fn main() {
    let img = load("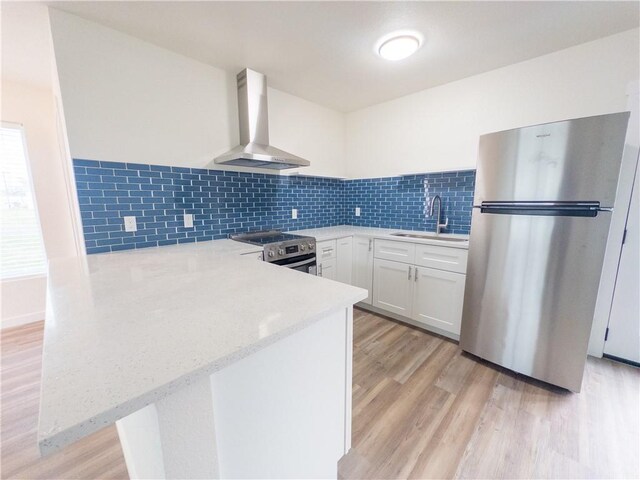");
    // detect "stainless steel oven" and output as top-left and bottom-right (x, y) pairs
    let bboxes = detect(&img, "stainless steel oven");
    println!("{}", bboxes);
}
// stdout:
(231, 230), (317, 275)
(271, 253), (317, 275)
